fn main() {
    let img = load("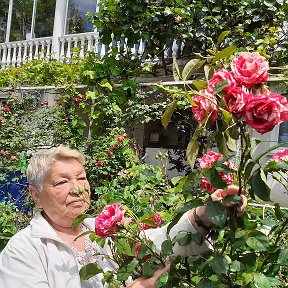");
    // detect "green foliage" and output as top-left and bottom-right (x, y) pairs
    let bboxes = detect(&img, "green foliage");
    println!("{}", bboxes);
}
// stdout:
(0, 201), (30, 251)
(90, 0), (288, 66)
